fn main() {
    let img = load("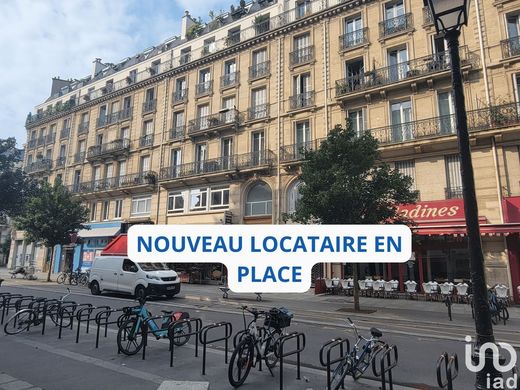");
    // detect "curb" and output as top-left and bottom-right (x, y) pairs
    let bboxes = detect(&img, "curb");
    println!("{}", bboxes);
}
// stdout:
(157, 381), (210, 390)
